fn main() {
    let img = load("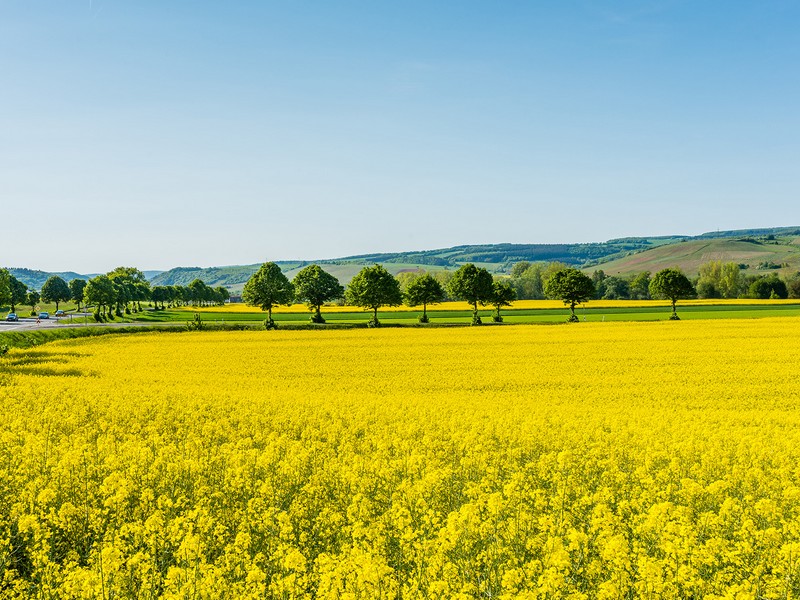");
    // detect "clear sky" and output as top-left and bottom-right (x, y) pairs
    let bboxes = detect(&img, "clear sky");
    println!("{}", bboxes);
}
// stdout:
(2, 1), (799, 273)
